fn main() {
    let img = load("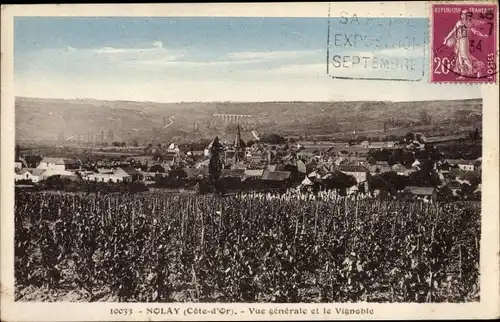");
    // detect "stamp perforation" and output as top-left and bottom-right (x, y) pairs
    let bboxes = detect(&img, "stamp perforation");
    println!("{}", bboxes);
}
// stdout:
(429, 0), (499, 84)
